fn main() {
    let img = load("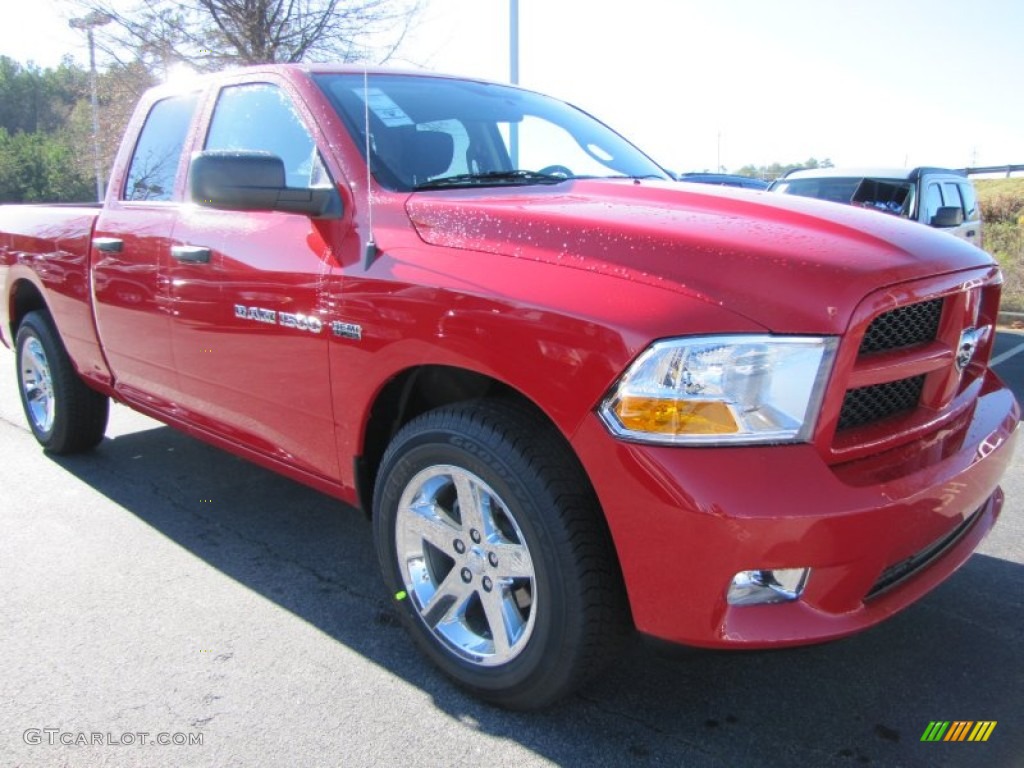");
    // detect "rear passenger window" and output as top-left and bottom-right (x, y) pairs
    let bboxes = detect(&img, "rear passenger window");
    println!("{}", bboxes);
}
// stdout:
(204, 83), (329, 189)
(123, 94), (198, 201)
